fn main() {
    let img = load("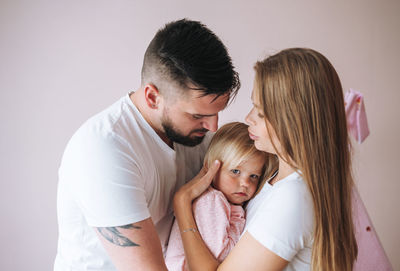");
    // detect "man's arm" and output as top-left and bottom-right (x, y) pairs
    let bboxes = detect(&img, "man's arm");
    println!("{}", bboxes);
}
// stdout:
(94, 217), (168, 271)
